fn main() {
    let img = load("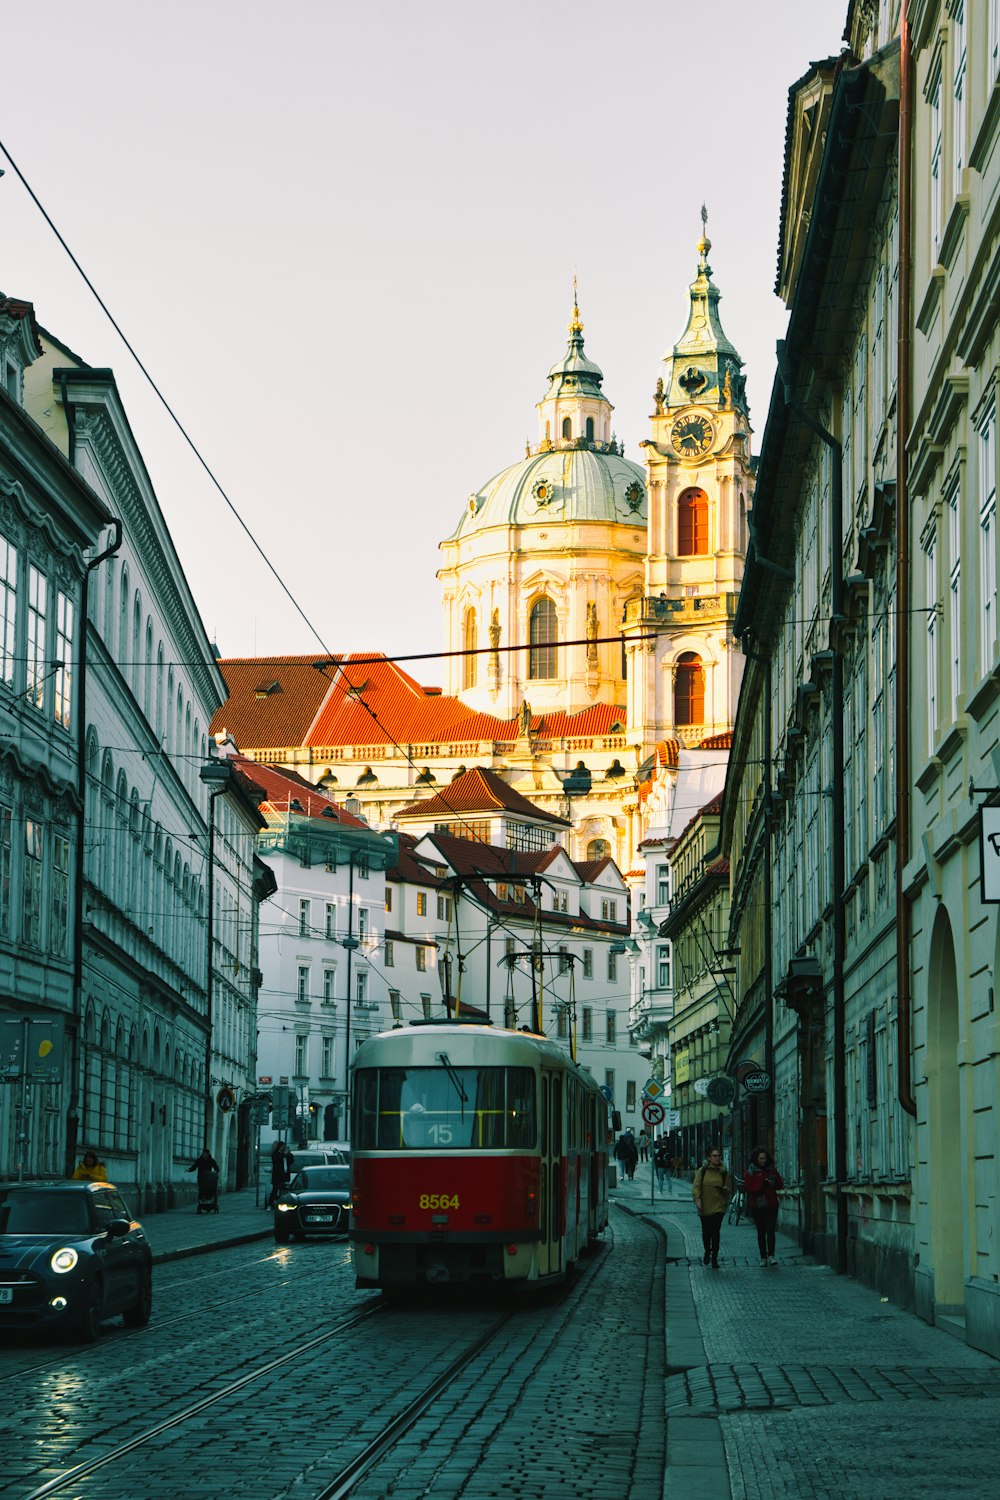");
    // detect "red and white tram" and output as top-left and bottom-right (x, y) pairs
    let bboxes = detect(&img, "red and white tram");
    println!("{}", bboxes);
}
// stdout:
(349, 1019), (610, 1289)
